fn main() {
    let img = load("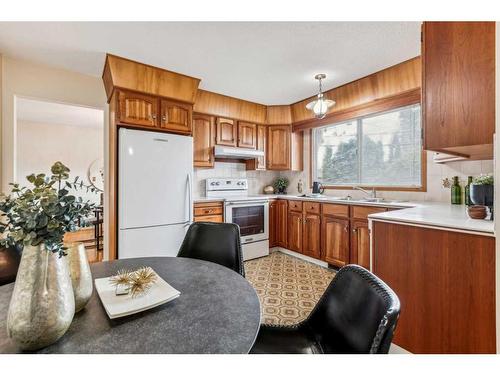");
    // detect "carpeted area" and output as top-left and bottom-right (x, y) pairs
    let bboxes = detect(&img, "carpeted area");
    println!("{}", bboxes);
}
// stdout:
(244, 251), (335, 326)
